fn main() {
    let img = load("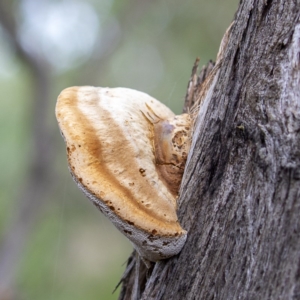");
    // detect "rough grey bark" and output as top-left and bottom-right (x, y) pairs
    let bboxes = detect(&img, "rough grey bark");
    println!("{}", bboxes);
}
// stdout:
(119, 0), (300, 299)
